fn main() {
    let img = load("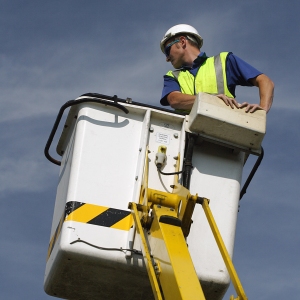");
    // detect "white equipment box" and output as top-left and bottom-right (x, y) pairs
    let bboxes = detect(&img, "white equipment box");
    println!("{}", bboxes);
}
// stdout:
(188, 92), (266, 152)
(44, 93), (266, 300)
